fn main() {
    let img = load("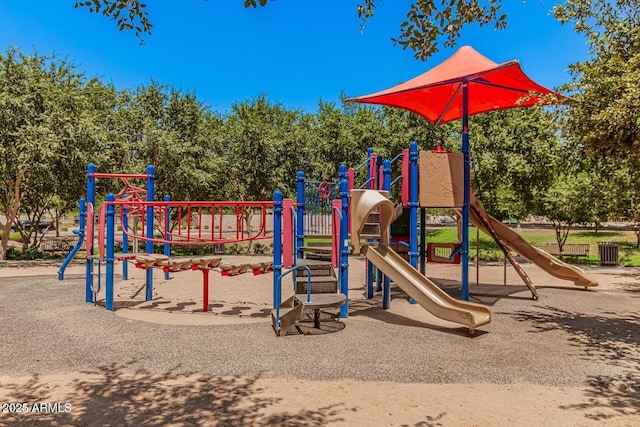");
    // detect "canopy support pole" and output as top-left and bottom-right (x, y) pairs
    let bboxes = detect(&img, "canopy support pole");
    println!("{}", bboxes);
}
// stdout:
(461, 80), (470, 301)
